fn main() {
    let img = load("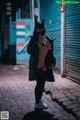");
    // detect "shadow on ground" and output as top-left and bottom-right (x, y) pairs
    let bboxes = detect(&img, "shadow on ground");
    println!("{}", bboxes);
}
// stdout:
(22, 110), (56, 120)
